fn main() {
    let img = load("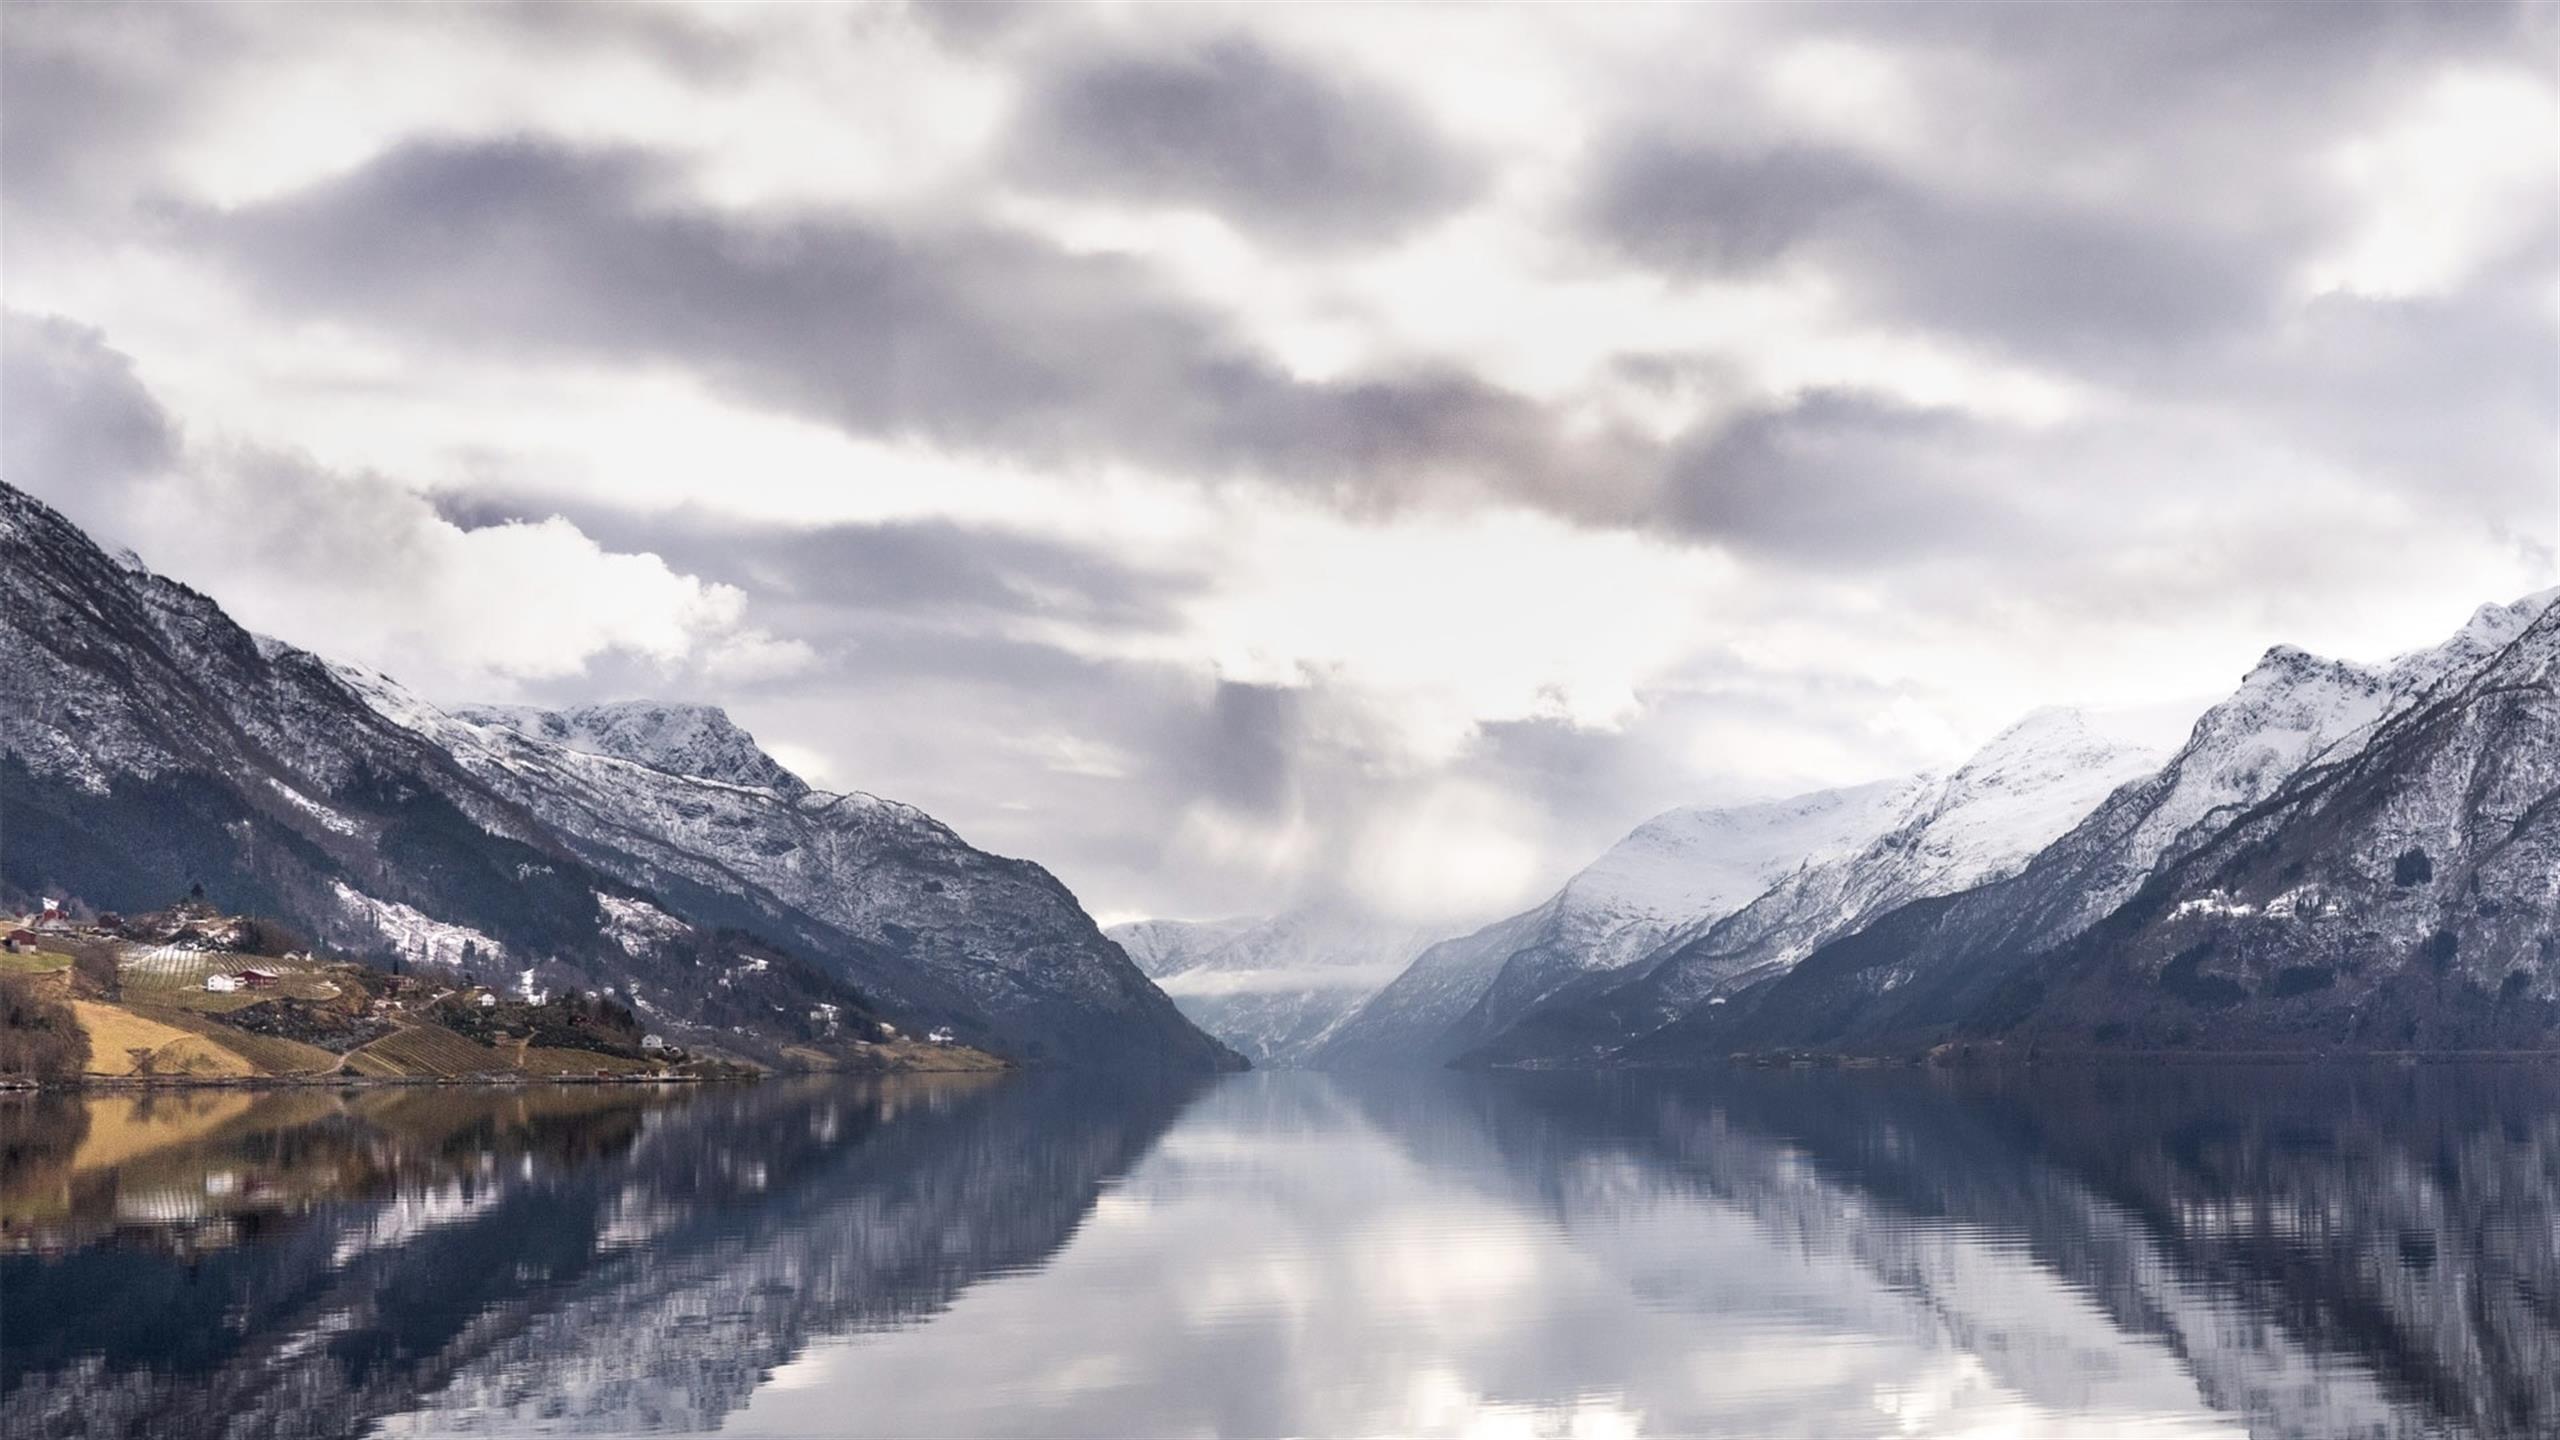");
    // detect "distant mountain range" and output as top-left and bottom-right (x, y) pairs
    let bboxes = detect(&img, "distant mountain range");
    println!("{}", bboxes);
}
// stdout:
(1127, 589), (2557, 1067)
(0, 481), (1239, 1072)
(1107, 907), (1446, 1067)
